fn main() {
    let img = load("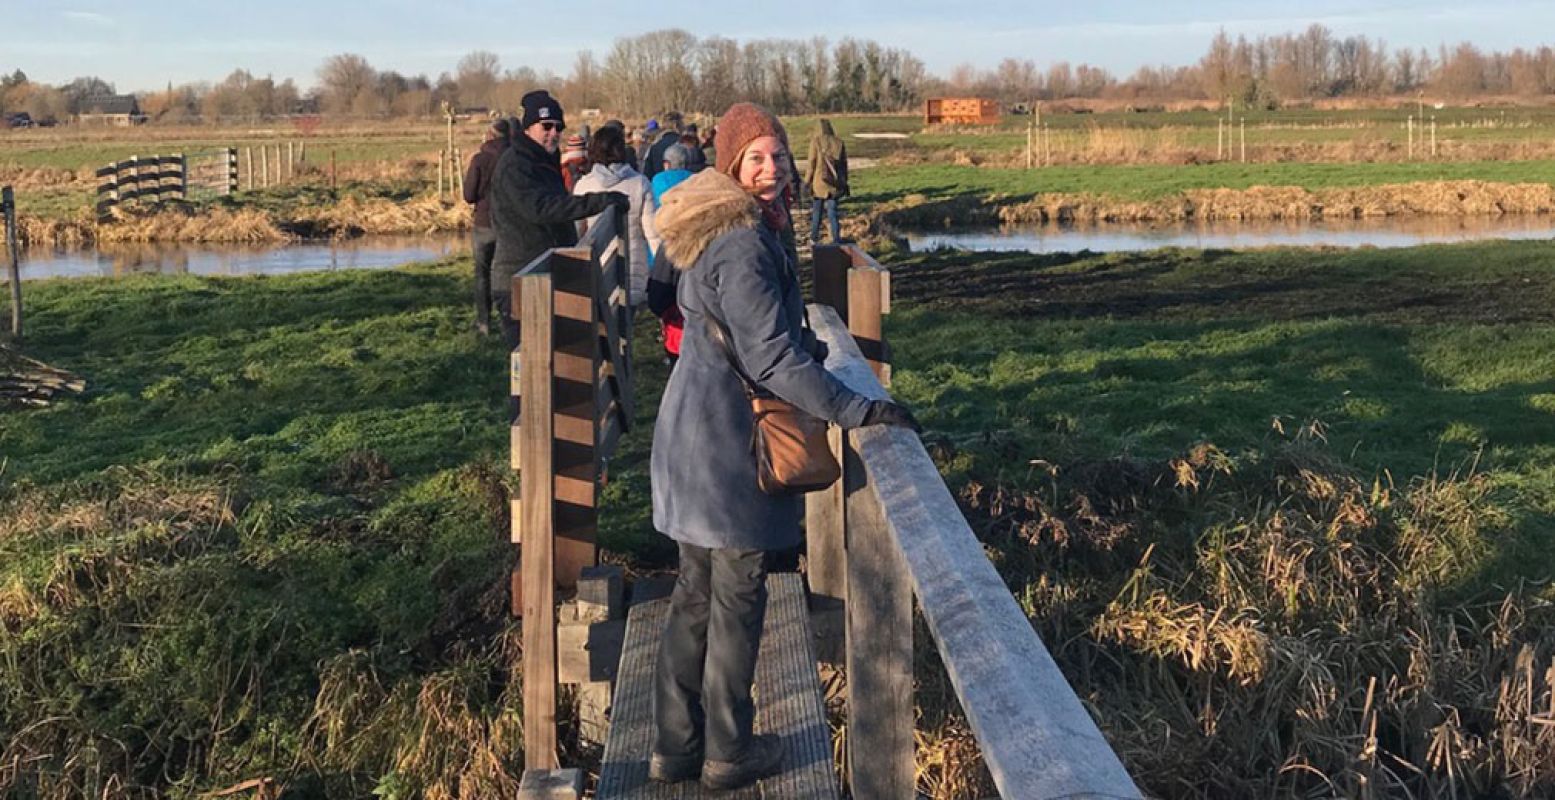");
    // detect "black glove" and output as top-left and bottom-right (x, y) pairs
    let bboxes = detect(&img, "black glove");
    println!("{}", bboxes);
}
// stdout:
(606, 191), (630, 211)
(800, 328), (828, 364)
(861, 400), (921, 433)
